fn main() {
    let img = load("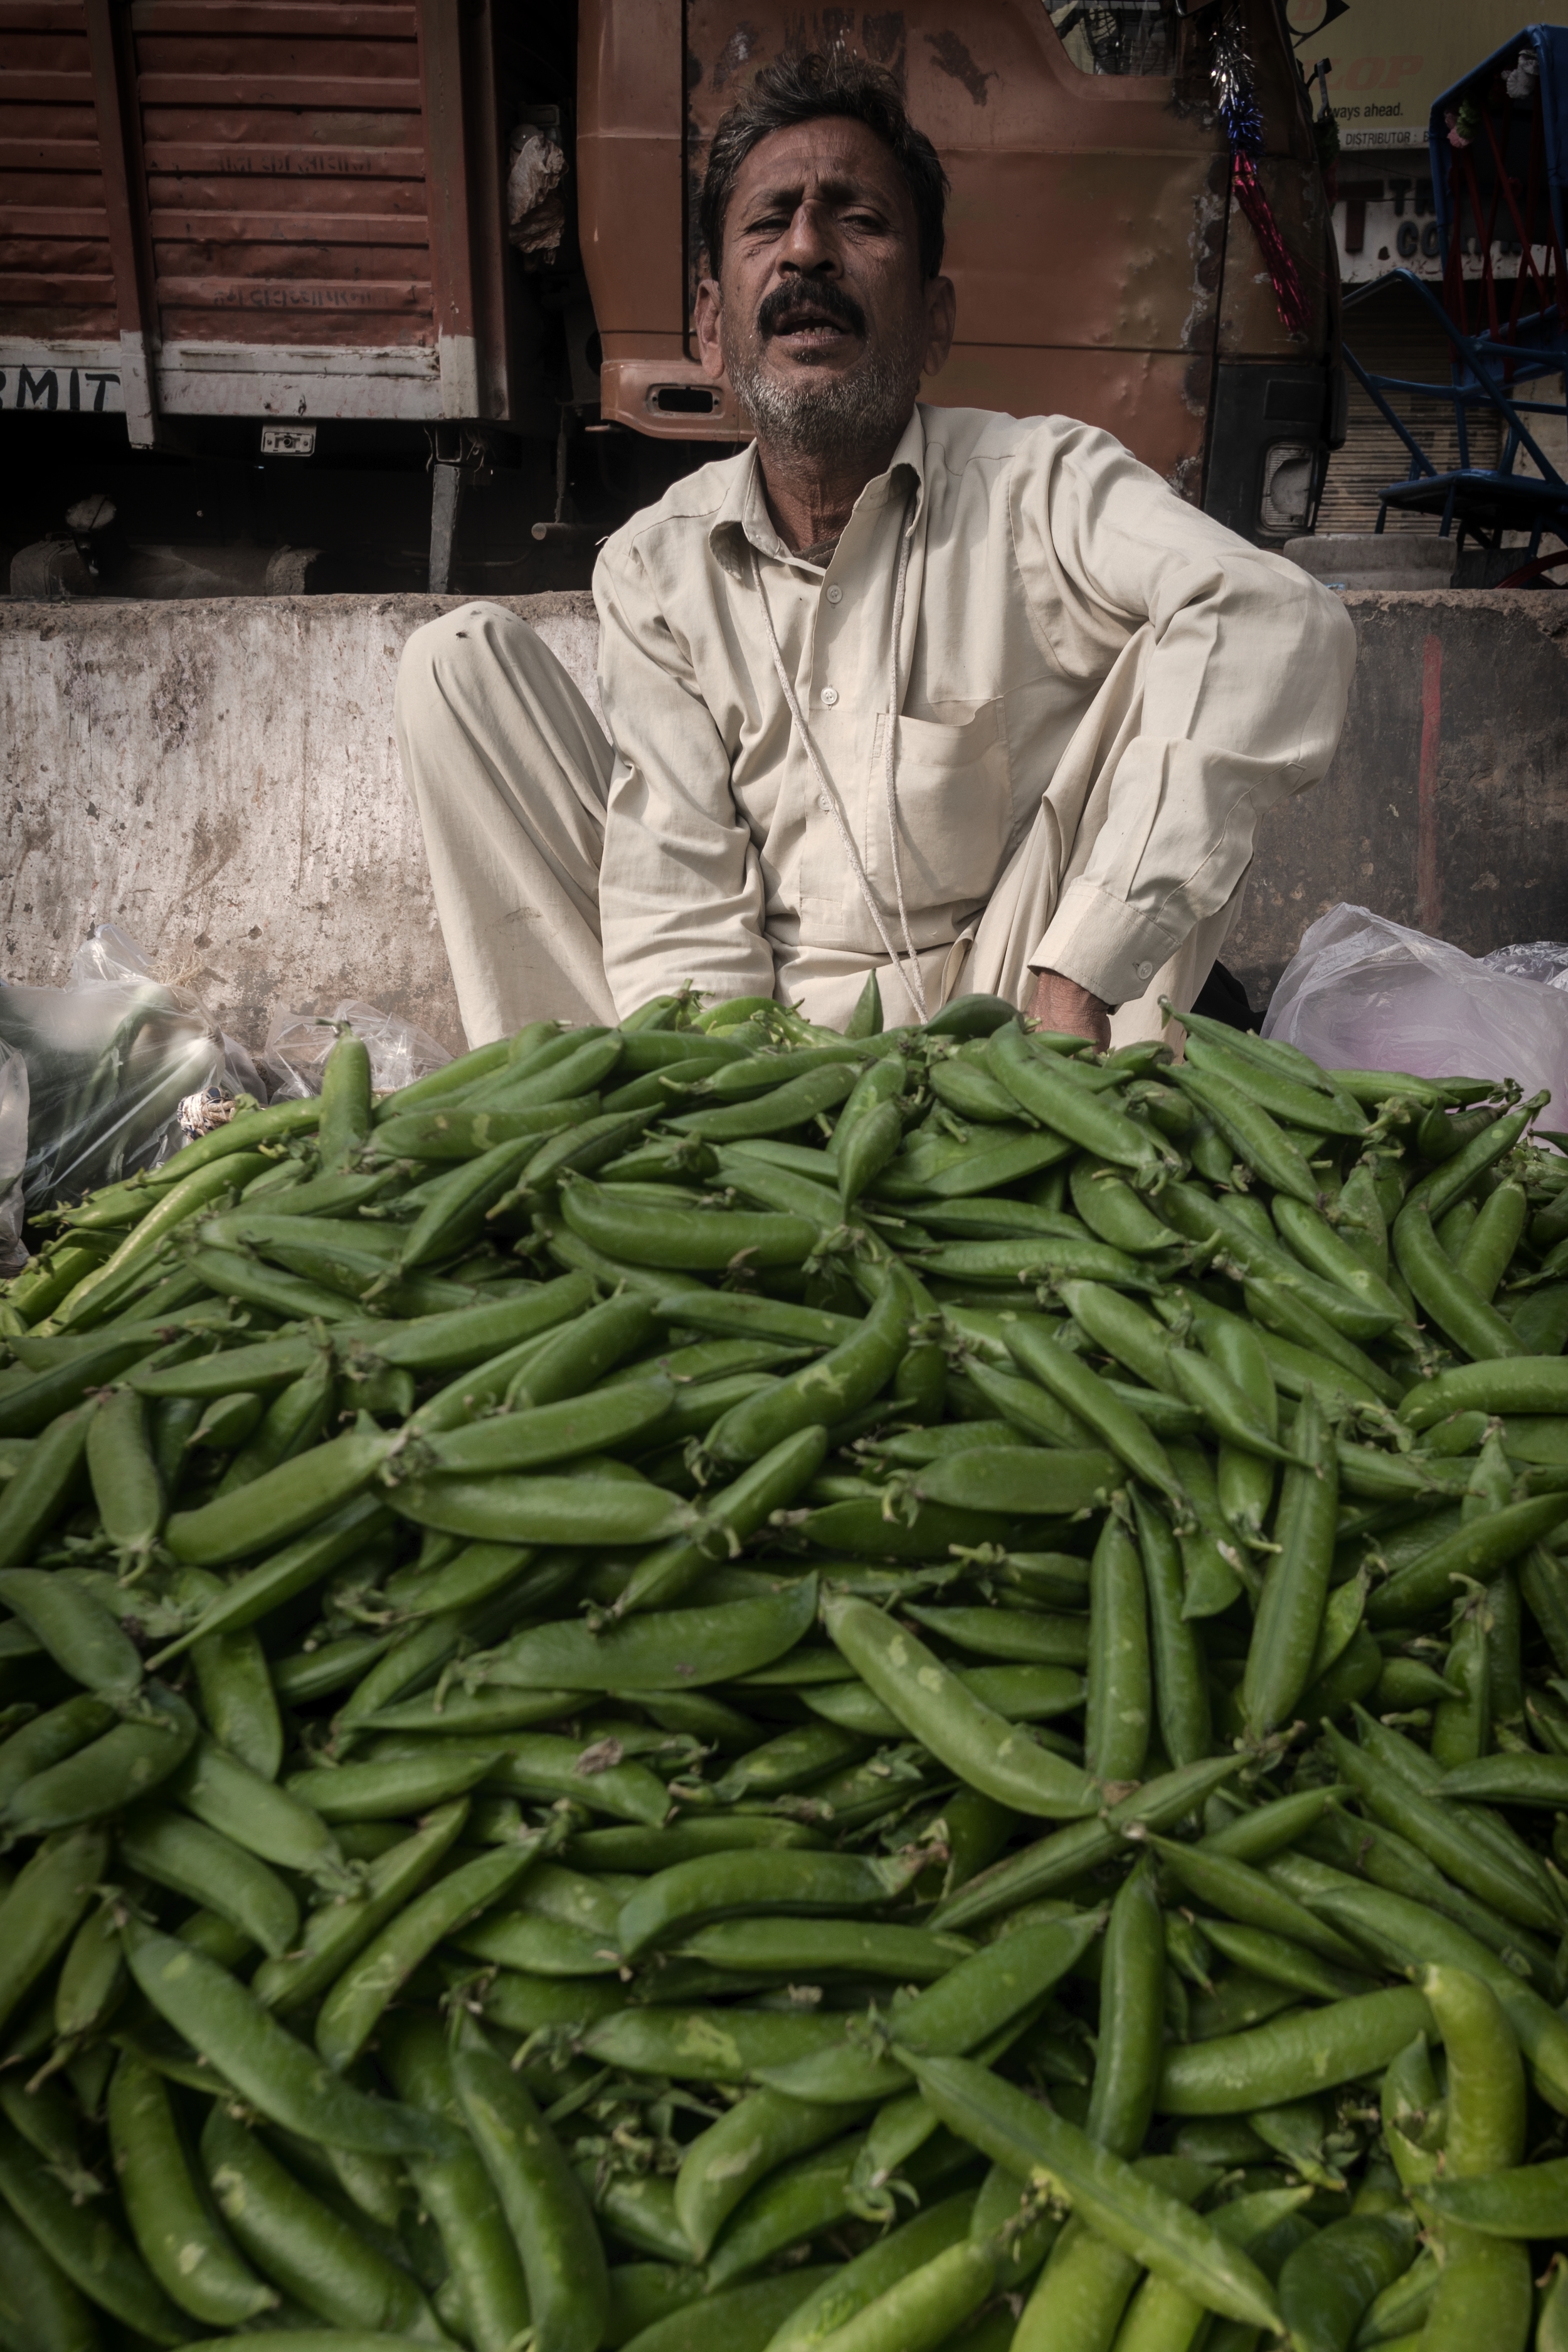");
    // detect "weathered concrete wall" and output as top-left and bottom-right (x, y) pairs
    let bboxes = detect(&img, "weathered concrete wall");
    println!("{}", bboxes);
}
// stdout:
(3, 586), (1565, 1049)
(1226, 590), (1568, 1014)
(0, 593), (600, 1056)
